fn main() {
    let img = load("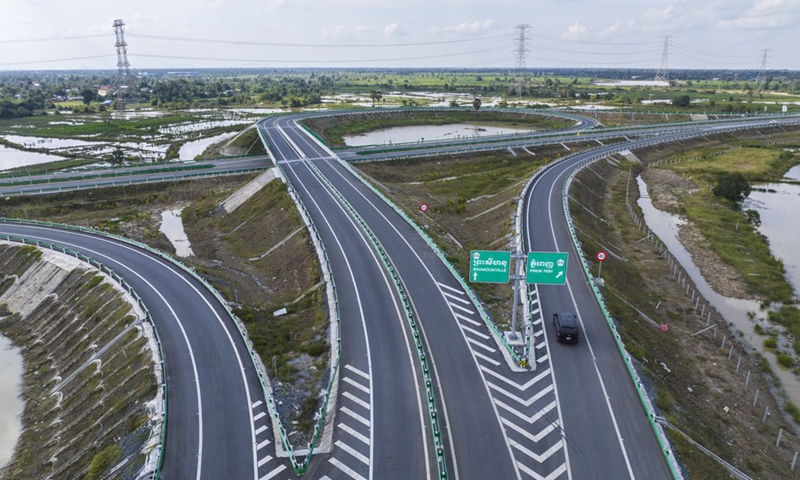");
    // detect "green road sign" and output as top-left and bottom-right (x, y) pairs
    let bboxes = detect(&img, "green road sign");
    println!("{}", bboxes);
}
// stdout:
(469, 250), (511, 283)
(526, 251), (569, 285)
